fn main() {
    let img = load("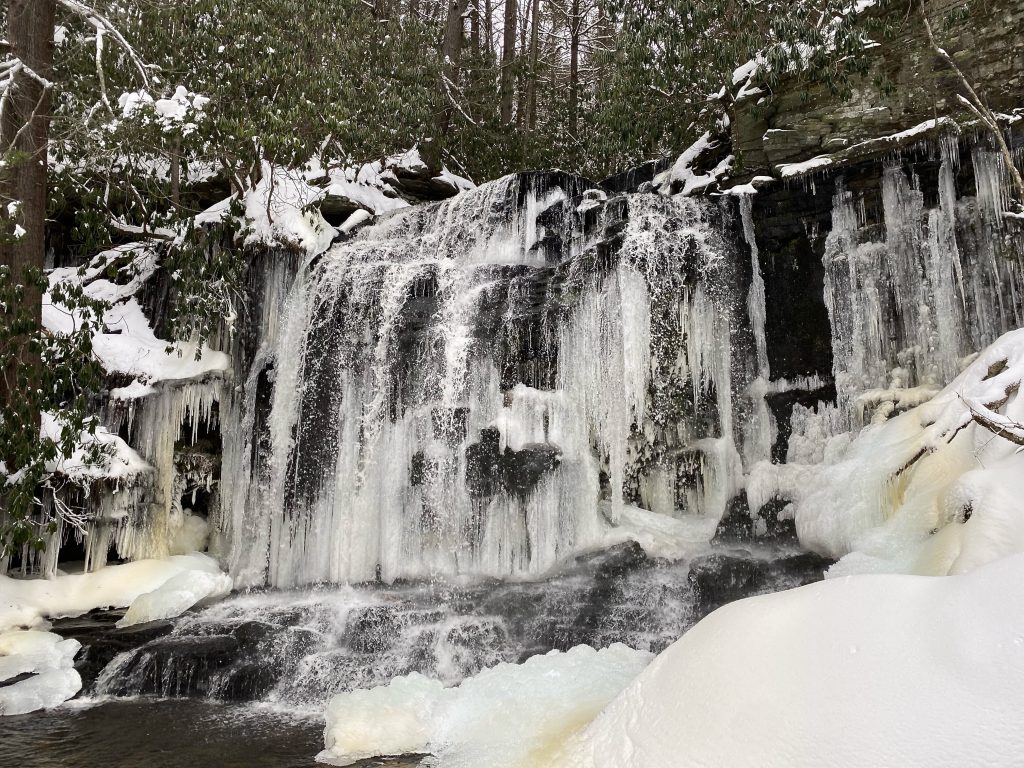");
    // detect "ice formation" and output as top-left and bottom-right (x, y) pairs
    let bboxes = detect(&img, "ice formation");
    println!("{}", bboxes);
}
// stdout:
(218, 173), (756, 587)
(318, 643), (652, 768)
(748, 328), (1024, 576)
(562, 553), (1024, 768)
(0, 630), (82, 716)
(740, 140), (1024, 575)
